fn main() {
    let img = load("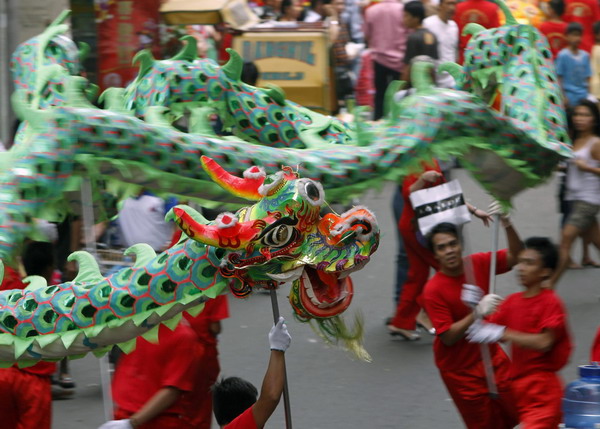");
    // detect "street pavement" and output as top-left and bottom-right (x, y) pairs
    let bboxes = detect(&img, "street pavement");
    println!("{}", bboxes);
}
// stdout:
(53, 169), (600, 428)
